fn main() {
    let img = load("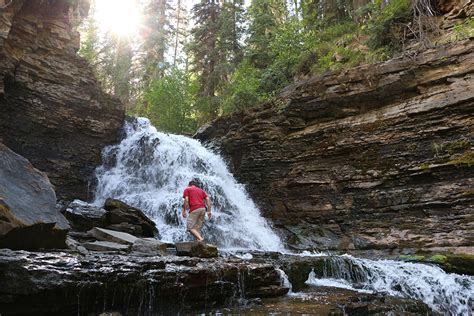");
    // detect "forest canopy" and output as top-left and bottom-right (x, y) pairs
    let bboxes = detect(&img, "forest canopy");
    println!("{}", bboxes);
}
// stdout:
(79, 0), (473, 134)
